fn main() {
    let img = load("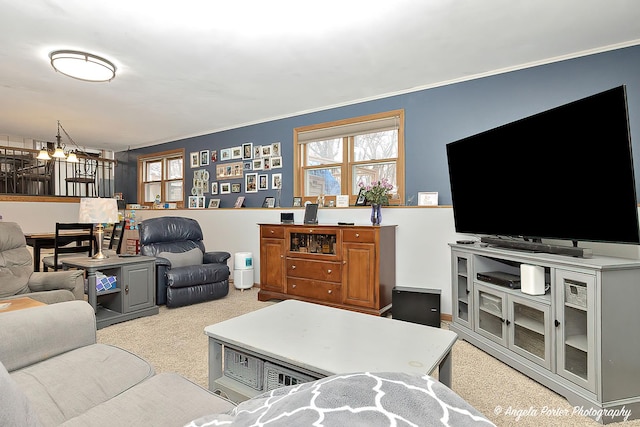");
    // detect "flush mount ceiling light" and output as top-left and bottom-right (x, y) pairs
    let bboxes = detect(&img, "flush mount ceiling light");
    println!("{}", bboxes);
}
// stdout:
(49, 50), (116, 82)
